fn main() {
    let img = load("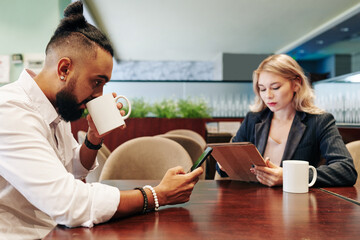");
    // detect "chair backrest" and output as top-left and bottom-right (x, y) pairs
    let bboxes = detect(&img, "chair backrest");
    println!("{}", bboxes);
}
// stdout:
(158, 134), (206, 179)
(99, 144), (111, 159)
(346, 140), (360, 184)
(99, 136), (193, 180)
(166, 129), (207, 149)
